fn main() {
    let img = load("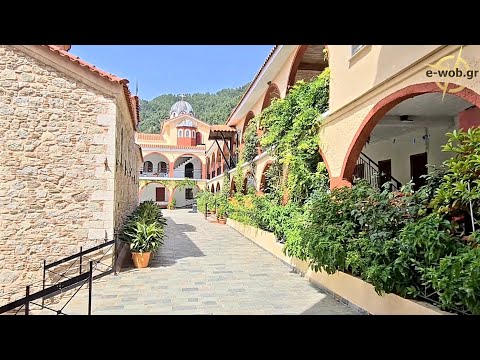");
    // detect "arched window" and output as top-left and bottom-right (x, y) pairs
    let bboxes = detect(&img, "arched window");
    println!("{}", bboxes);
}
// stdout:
(192, 130), (196, 138)
(178, 129), (183, 138)
(185, 163), (194, 178)
(185, 129), (191, 138)
(158, 161), (167, 174)
(143, 161), (153, 173)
